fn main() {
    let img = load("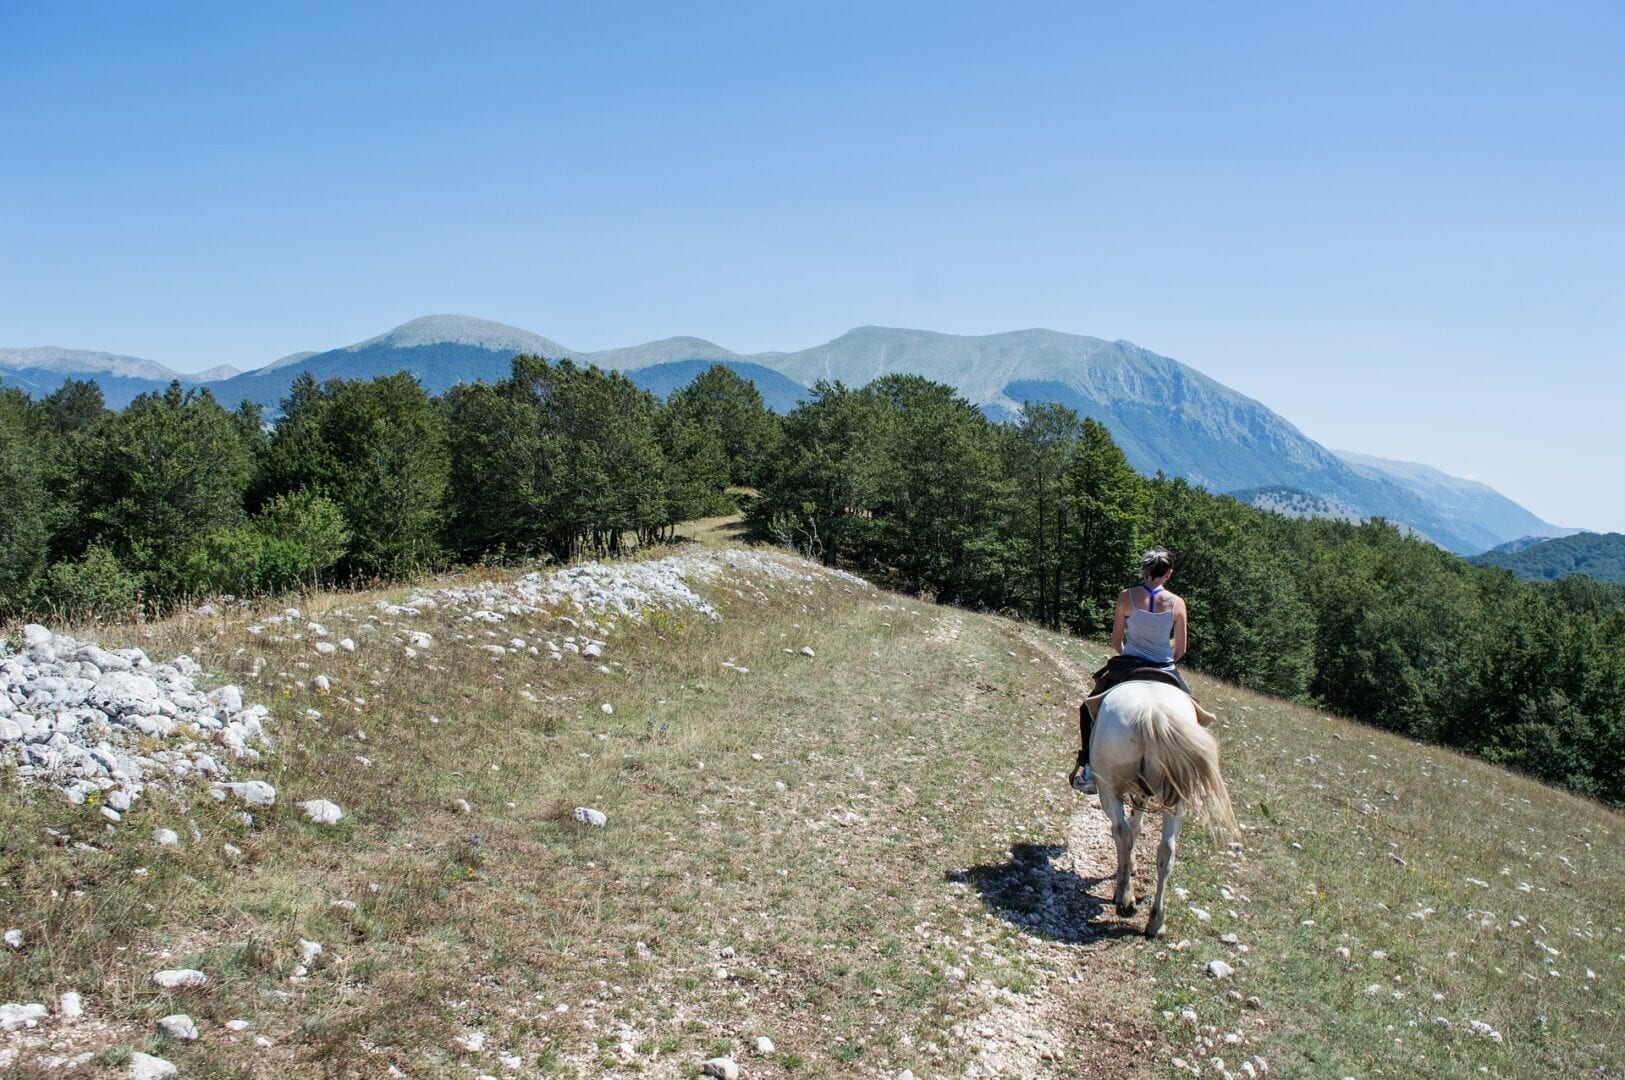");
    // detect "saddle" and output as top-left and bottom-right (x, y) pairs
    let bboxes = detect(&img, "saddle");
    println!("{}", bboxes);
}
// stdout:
(1080, 660), (1215, 726)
